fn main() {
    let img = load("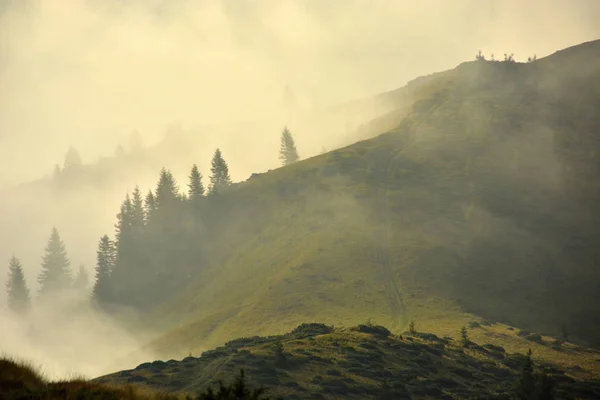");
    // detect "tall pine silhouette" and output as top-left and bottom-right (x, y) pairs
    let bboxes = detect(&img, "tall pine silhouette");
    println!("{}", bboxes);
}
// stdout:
(131, 186), (146, 238)
(155, 168), (180, 210)
(188, 164), (205, 201)
(145, 190), (157, 224)
(279, 126), (299, 165)
(37, 227), (72, 295)
(209, 149), (231, 194)
(92, 235), (116, 305)
(6, 256), (31, 314)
